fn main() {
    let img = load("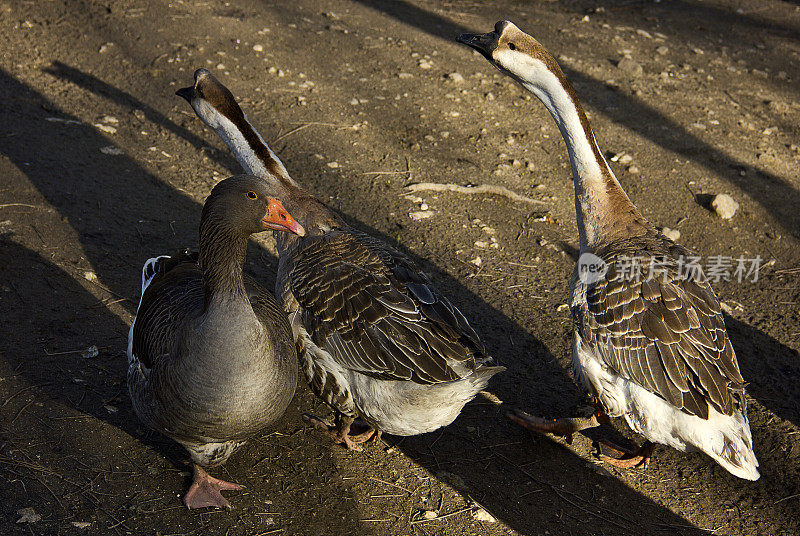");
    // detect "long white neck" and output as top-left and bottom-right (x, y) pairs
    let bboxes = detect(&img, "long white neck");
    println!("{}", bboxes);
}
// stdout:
(516, 63), (645, 250)
(194, 100), (298, 187)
